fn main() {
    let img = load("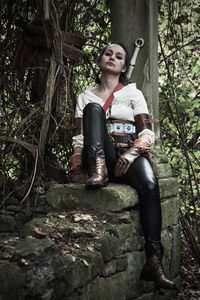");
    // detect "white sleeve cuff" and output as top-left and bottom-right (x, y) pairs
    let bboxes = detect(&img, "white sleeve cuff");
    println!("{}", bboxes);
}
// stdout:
(138, 129), (155, 146)
(72, 134), (84, 149)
